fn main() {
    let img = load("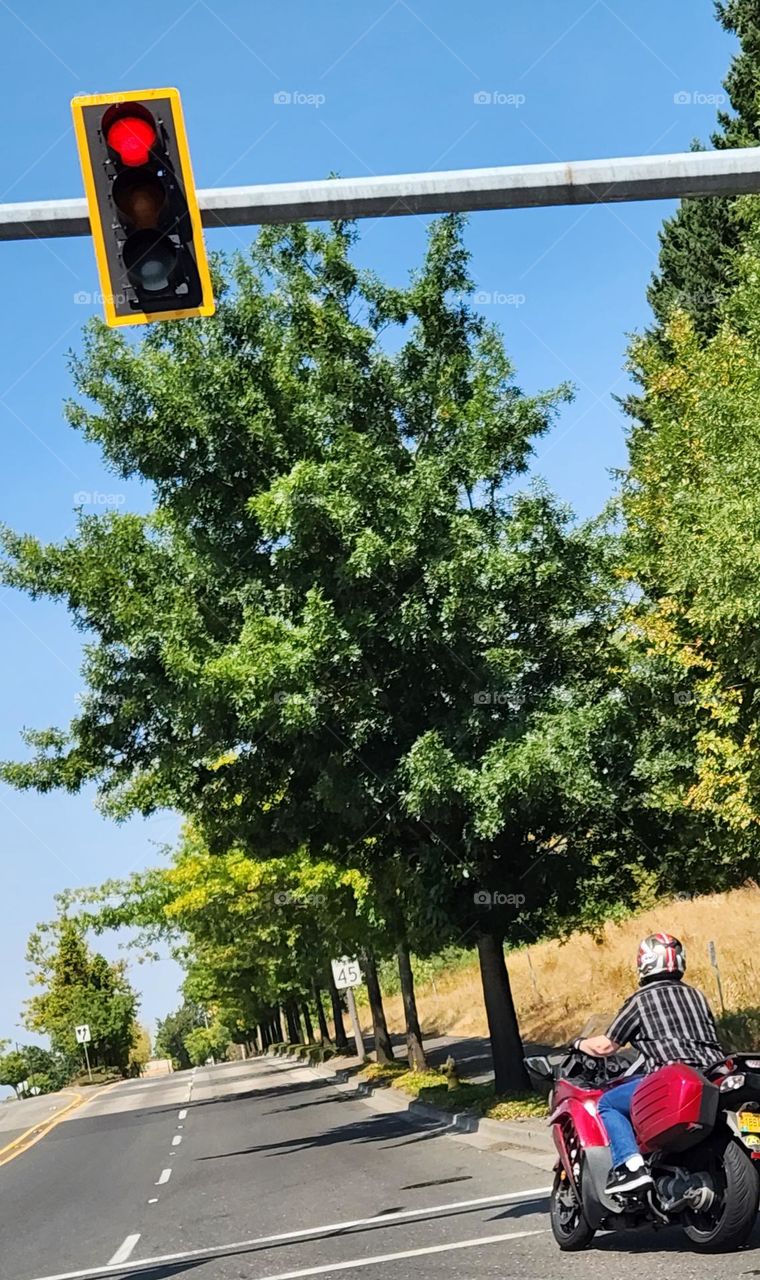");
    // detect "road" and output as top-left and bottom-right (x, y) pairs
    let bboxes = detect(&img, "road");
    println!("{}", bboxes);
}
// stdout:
(0, 1088), (86, 1157)
(1, 1056), (759, 1280)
